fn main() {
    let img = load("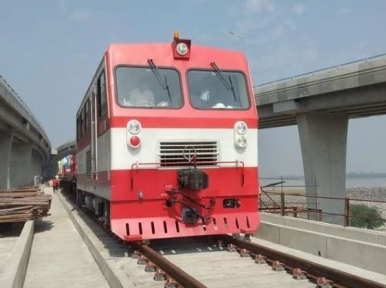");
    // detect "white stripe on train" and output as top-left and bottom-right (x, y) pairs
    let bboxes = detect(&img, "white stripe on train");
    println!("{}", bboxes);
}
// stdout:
(77, 127), (258, 174)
